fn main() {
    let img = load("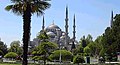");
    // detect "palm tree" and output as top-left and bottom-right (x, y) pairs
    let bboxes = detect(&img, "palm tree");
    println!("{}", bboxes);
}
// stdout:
(5, 0), (51, 65)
